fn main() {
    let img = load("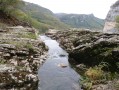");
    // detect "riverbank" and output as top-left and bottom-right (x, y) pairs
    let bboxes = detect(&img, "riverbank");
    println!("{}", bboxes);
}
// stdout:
(46, 29), (119, 90)
(0, 26), (48, 89)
